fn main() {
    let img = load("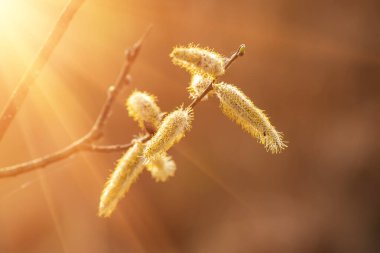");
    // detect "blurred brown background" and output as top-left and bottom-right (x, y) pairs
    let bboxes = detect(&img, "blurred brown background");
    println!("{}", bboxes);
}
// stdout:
(0, 0), (379, 252)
